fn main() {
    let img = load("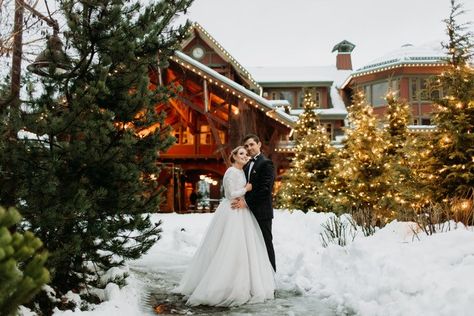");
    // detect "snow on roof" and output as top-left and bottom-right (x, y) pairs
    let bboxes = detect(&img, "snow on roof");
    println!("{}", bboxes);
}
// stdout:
(247, 65), (352, 86)
(285, 82), (348, 118)
(173, 51), (296, 128)
(246, 66), (349, 118)
(353, 41), (448, 75)
(268, 100), (291, 107)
